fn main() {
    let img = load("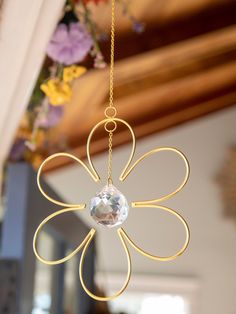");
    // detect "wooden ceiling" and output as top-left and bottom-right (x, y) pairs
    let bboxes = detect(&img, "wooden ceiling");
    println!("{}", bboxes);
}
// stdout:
(37, 0), (236, 171)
